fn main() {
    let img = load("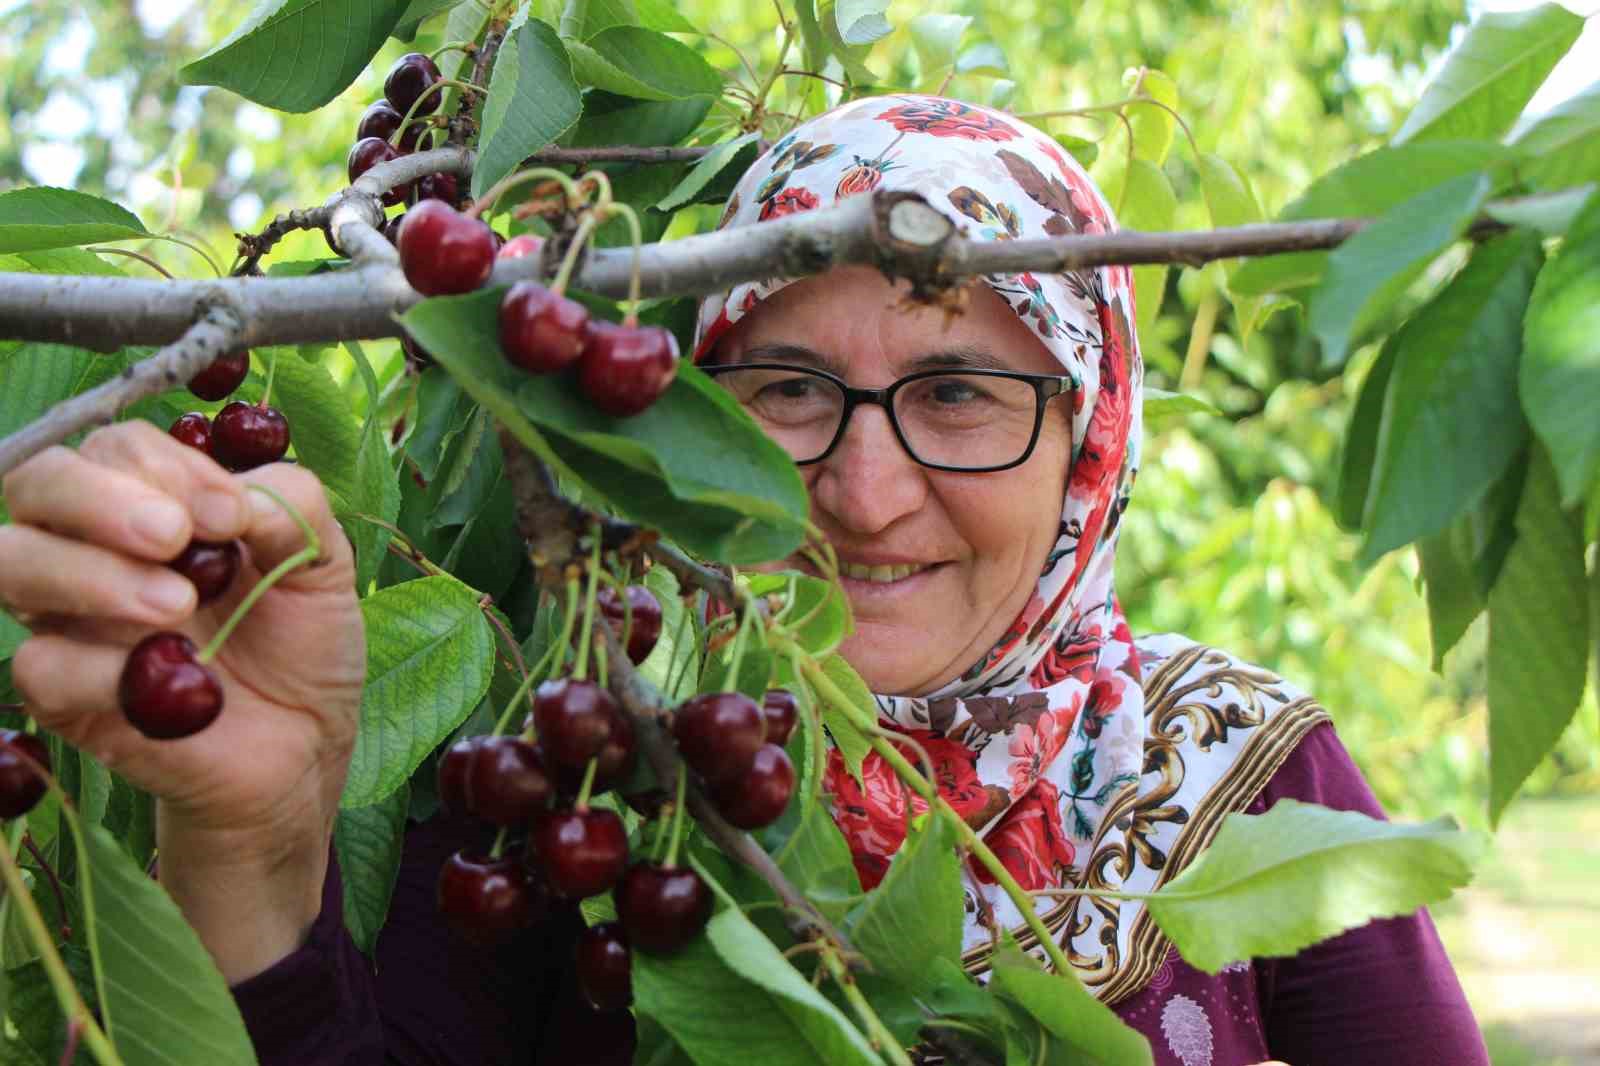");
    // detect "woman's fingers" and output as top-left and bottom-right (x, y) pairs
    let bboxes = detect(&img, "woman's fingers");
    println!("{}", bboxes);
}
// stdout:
(0, 523), (197, 625)
(236, 464), (354, 592)
(10, 633), (129, 755)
